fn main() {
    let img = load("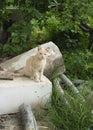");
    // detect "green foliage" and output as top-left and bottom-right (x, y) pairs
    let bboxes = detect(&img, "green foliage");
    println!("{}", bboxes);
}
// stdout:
(2, 44), (22, 56)
(9, 21), (28, 43)
(0, 20), (34, 56)
(48, 0), (93, 49)
(63, 50), (93, 80)
(49, 0), (93, 29)
(48, 84), (93, 130)
(13, 0), (49, 13)
(1, 0), (93, 56)
(0, 9), (11, 27)
(0, 0), (92, 57)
